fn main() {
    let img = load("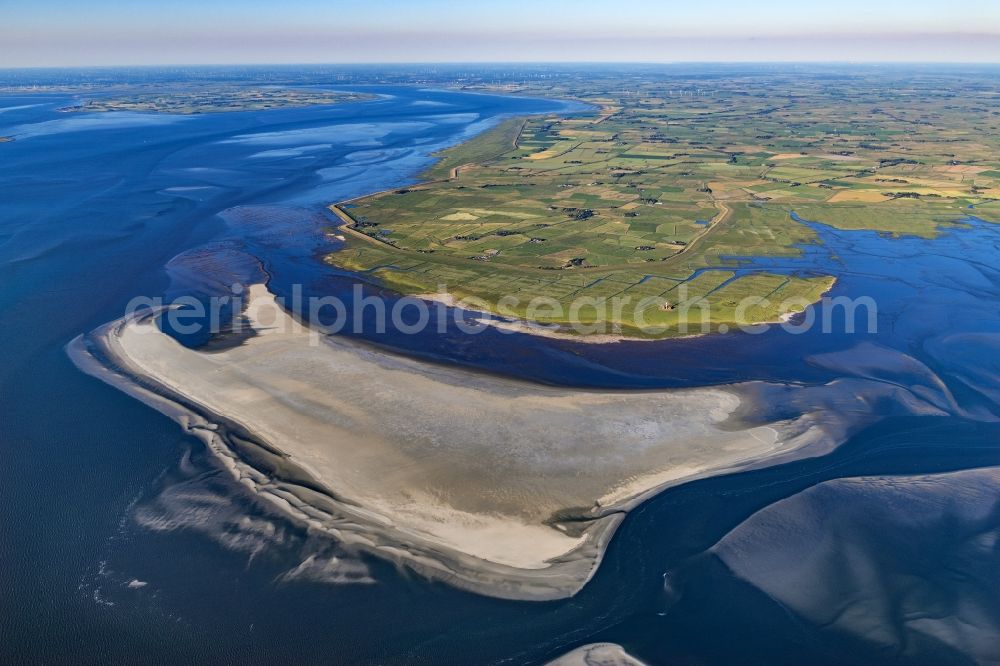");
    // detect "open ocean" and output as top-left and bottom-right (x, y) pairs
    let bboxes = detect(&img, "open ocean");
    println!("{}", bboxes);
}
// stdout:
(2, 70), (999, 664)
